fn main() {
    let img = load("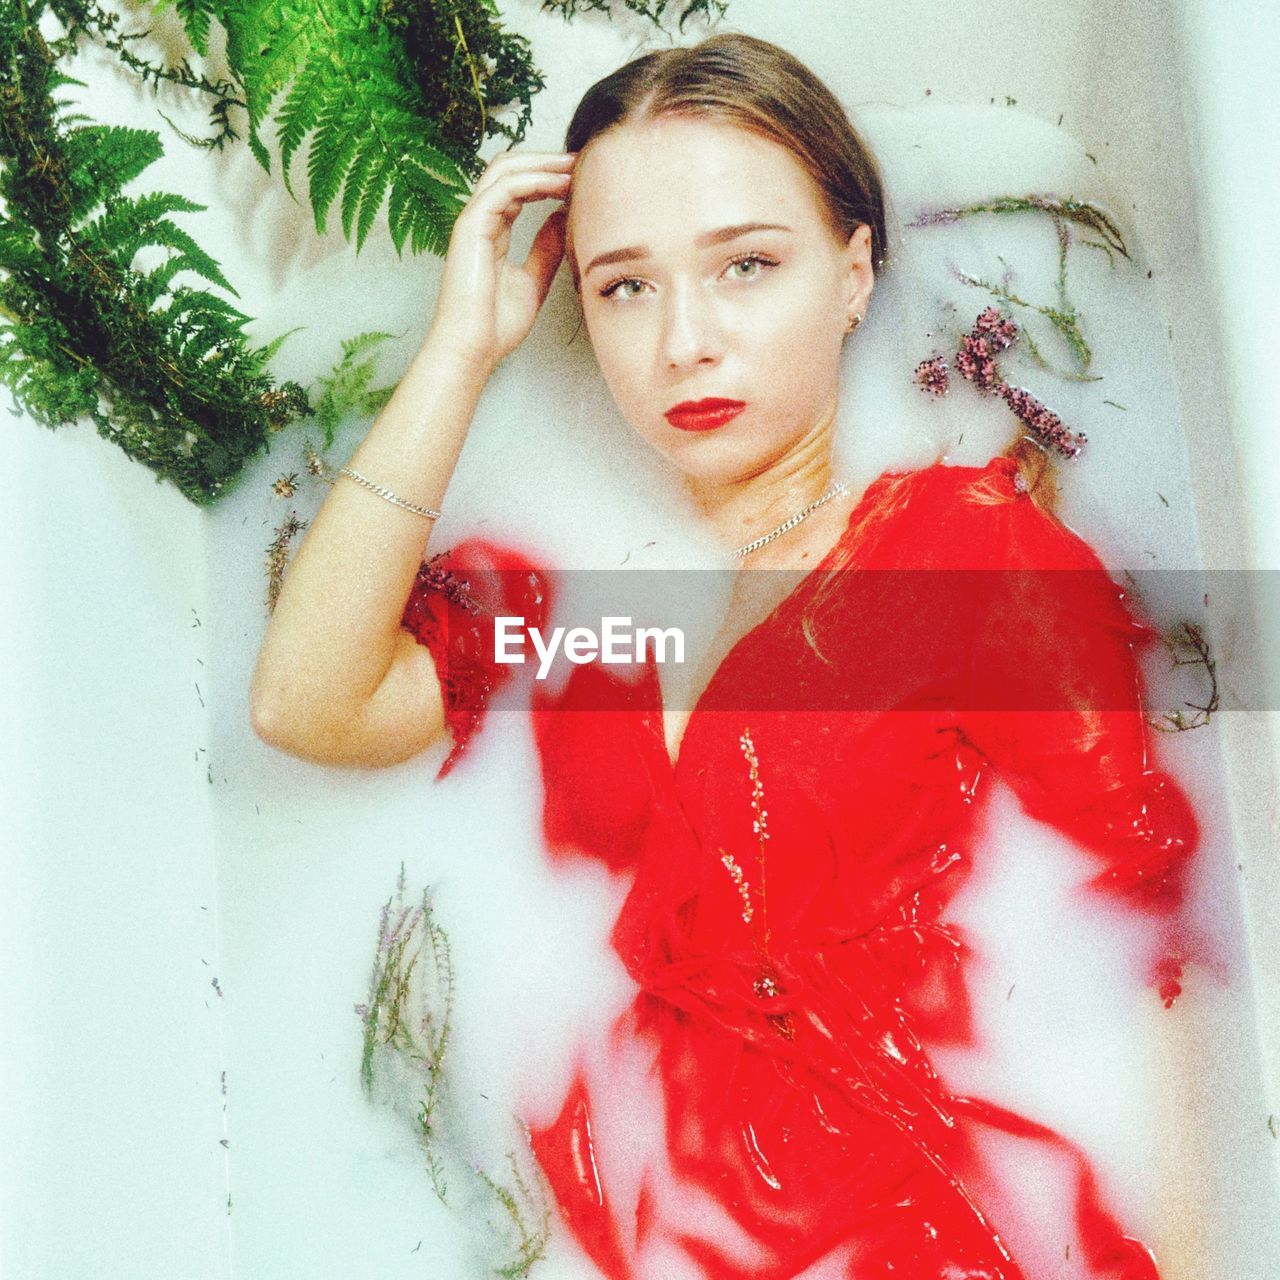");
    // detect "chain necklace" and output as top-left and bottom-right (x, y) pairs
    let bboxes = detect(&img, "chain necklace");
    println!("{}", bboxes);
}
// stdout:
(731, 476), (852, 560)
